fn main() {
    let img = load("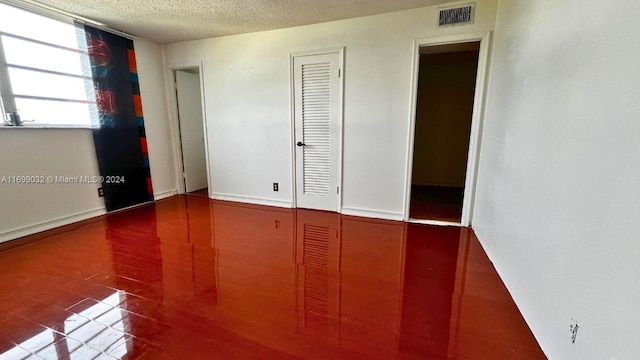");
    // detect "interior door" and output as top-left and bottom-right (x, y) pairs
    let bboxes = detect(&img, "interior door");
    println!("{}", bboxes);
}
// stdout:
(176, 69), (208, 193)
(293, 51), (341, 212)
